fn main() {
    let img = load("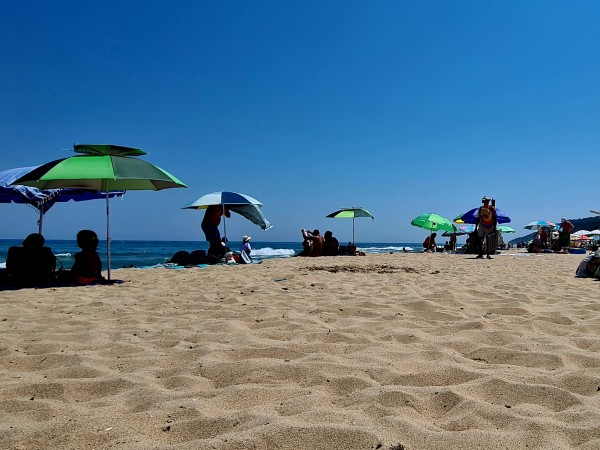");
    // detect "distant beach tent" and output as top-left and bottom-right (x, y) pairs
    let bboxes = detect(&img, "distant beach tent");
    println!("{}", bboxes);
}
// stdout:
(454, 208), (511, 224)
(13, 144), (187, 280)
(411, 213), (456, 233)
(0, 165), (124, 233)
(326, 207), (374, 244)
(183, 191), (272, 240)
